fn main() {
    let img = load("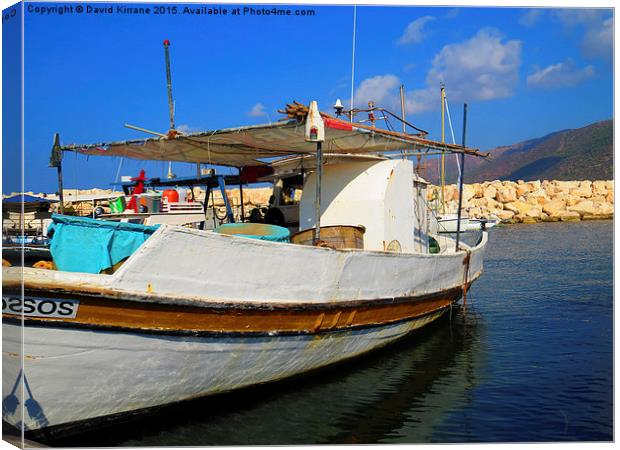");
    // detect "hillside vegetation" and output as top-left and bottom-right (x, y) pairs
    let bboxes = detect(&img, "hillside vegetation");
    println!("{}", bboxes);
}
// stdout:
(432, 119), (613, 183)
